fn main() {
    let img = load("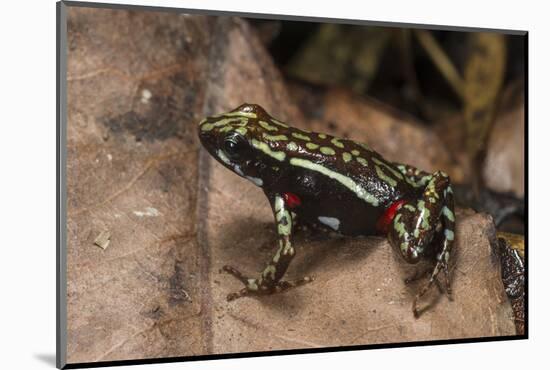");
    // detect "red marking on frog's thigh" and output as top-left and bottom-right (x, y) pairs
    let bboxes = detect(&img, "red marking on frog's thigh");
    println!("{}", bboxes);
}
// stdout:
(376, 199), (407, 235)
(283, 192), (301, 208)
